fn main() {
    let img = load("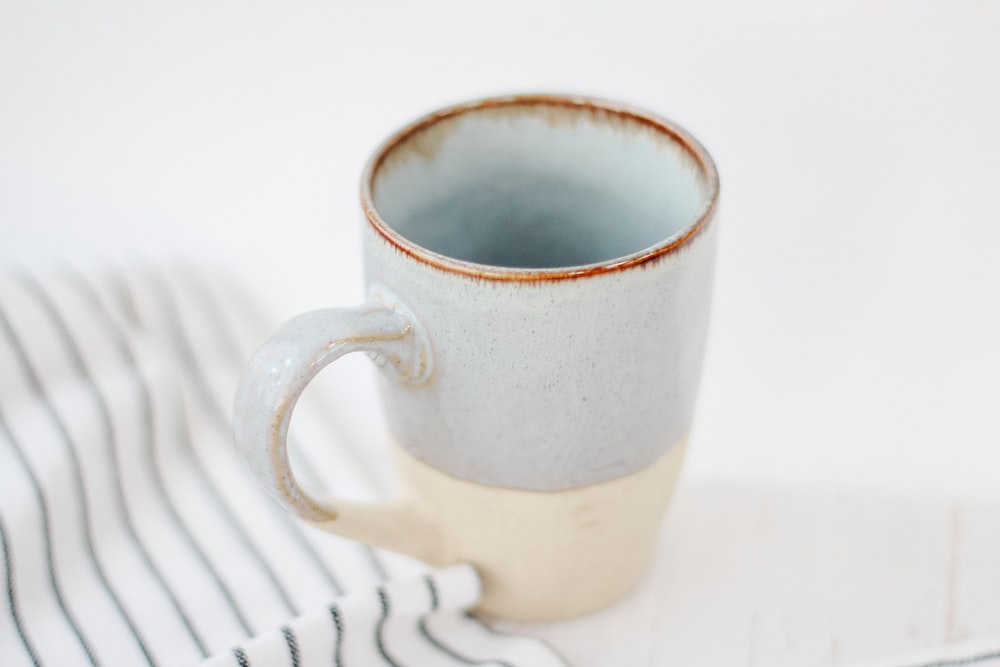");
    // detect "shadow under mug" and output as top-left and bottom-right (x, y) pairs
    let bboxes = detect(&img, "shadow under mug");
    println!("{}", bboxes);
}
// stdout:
(234, 94), (719, 621)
